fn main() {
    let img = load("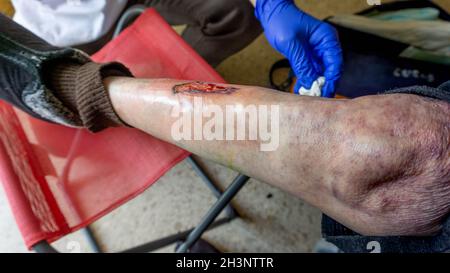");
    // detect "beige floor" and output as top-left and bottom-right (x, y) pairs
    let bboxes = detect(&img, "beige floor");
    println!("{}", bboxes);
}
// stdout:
(1, 0), (449, 253)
